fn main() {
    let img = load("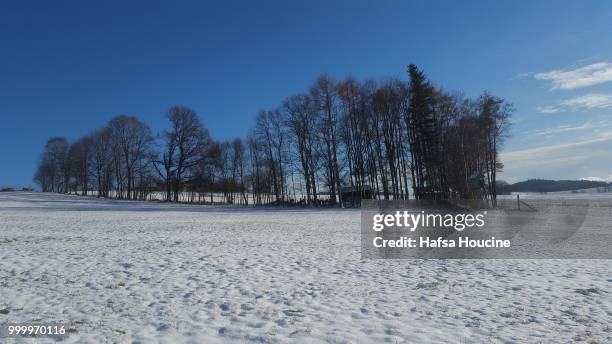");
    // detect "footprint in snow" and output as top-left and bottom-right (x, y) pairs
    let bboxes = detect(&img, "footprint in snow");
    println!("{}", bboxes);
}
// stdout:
(157, 323), (170, 331)
(575, 288), (600, 295)
(283, 309), (304, 317)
